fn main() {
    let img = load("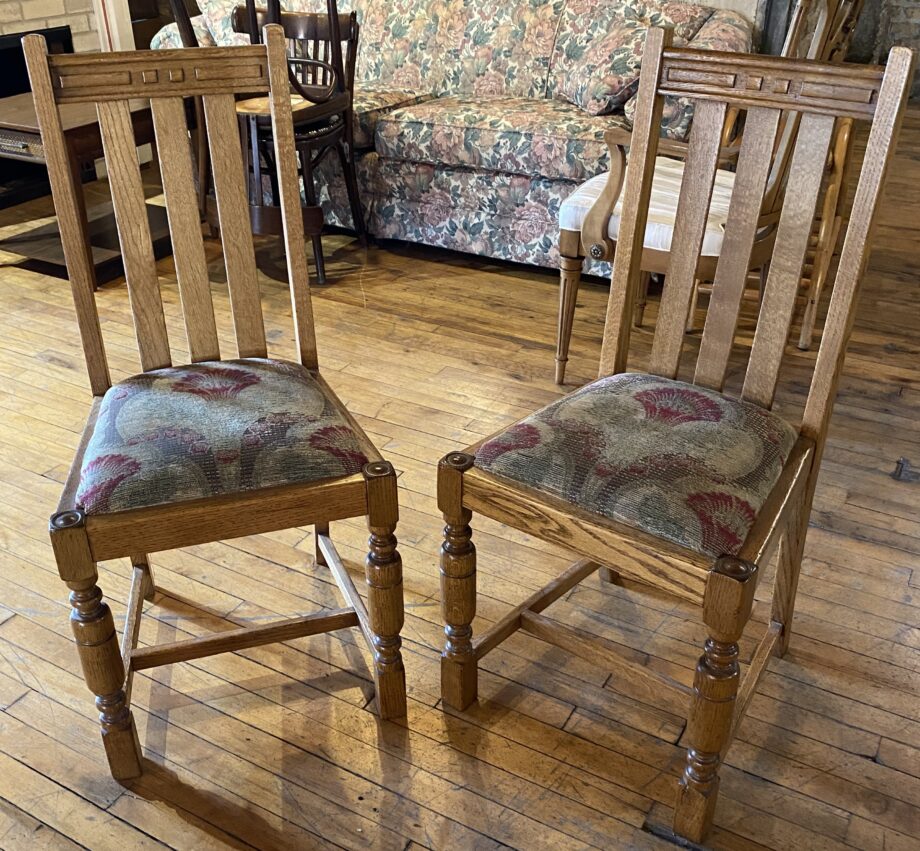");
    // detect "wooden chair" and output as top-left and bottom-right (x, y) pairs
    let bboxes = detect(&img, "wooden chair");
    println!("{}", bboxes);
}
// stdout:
(235, 0), (366, 284)
(553, 0), (855, 384)
(438, 29), (914, 844)
(25, 26), (407, 782)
